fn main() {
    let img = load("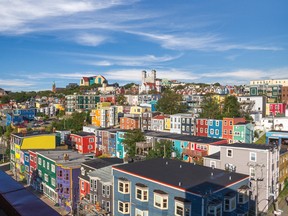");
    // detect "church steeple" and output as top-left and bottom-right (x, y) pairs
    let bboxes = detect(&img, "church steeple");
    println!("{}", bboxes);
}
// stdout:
(52, 81), (56, 93)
